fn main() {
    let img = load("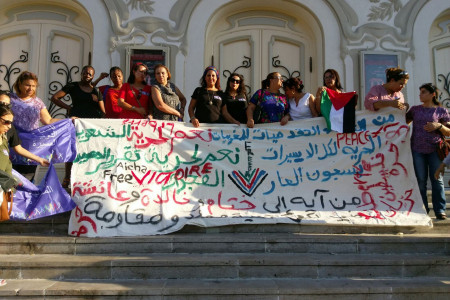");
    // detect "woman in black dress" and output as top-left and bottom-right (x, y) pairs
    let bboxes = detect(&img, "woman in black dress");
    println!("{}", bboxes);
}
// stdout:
(221, 73), (247, 125)
(188, 66), (223, 127)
